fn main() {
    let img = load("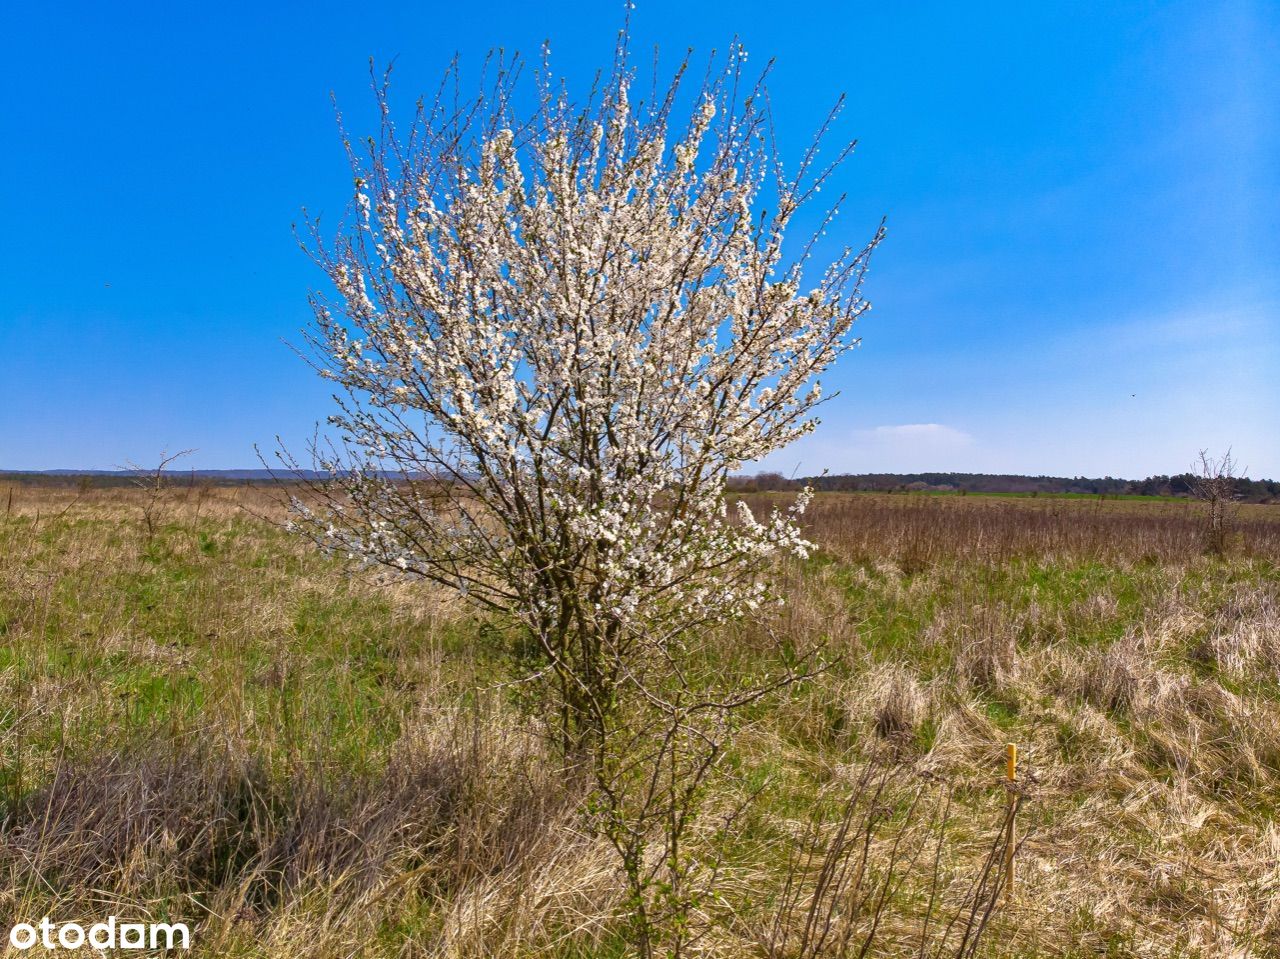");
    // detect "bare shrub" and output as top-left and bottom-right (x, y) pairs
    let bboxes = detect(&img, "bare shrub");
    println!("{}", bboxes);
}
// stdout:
(1191, 449), (1240, 557)
(122, 448), (196, 542)
(765, 759), (1019, 958)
